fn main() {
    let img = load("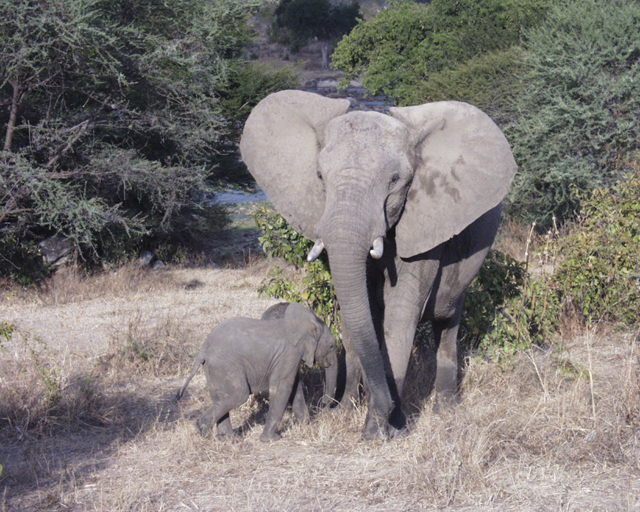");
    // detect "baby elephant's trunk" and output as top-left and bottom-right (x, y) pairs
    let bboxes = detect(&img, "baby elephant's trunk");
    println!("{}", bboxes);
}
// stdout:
(176, 357), (205, 401)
